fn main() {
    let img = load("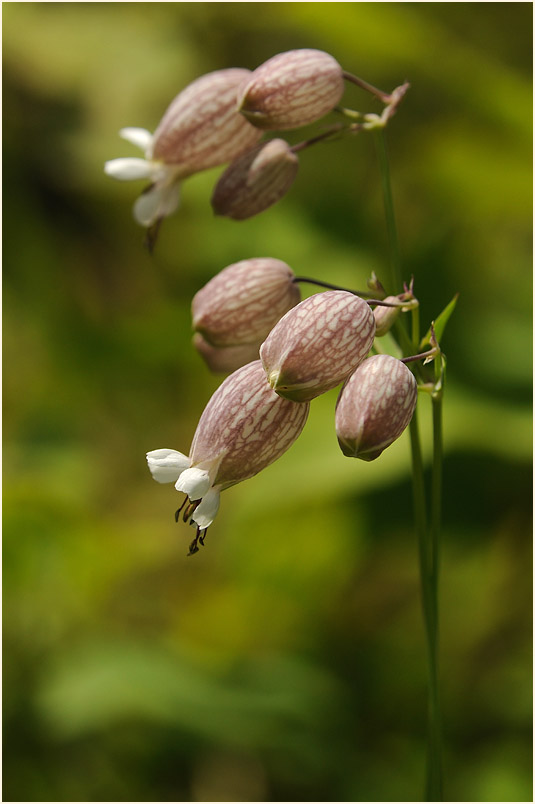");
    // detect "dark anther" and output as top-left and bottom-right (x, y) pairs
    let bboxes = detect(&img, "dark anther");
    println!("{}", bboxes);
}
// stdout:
(186, 526), (207, 556)
(187, 538), (200, 556)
